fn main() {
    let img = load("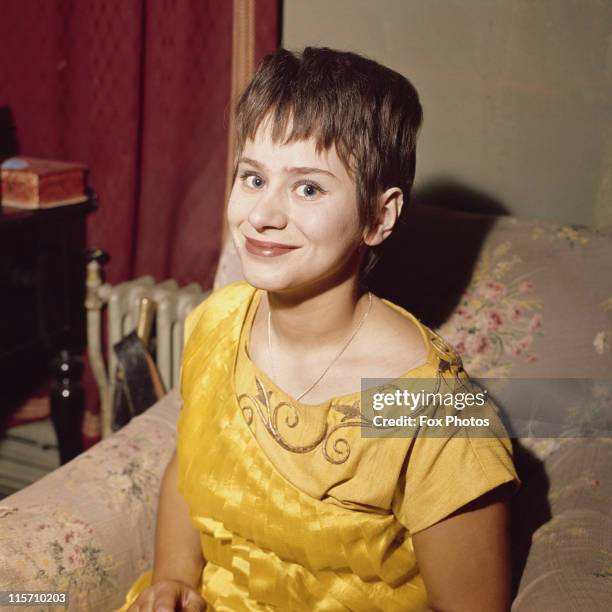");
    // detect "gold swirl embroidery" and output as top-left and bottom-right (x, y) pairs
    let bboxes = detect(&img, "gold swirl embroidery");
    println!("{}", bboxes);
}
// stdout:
(429, 330), (474, 395)
(323, 400), (383, 464)
(237, 377), (382, 464)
